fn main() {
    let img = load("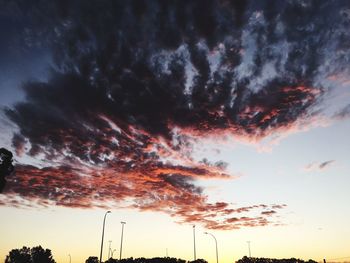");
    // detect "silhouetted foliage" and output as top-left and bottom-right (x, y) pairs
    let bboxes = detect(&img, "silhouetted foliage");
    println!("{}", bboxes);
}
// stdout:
(5, 247), (31, 263)
(0, 148), (14, 192)
(5, 246), (56, 263)
(189, 260), (208, 263)
(236, 256), (318, 263)
(86, 256), (99, 263)
(87, 257), (205, 263)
